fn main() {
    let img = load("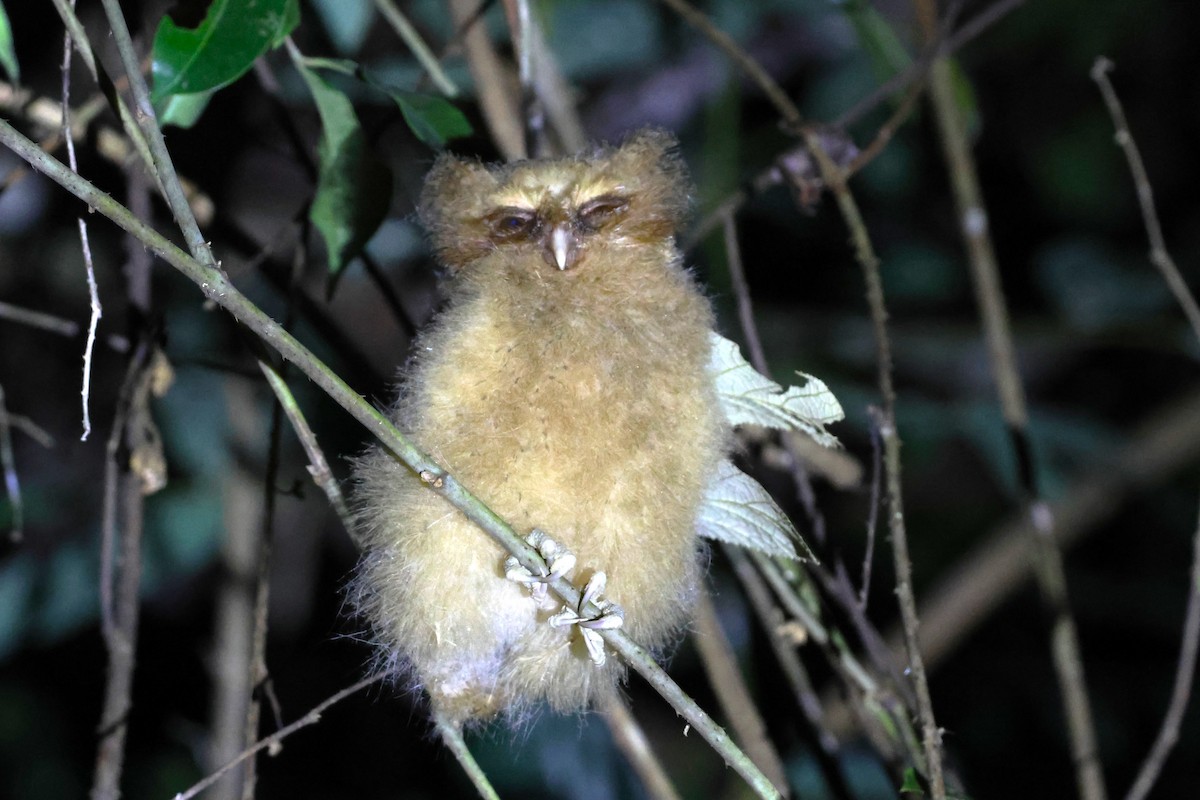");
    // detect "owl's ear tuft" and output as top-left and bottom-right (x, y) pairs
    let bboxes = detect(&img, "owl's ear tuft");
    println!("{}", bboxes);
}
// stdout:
(608, 128), (691, 231)
(419, 154), (499, 270)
